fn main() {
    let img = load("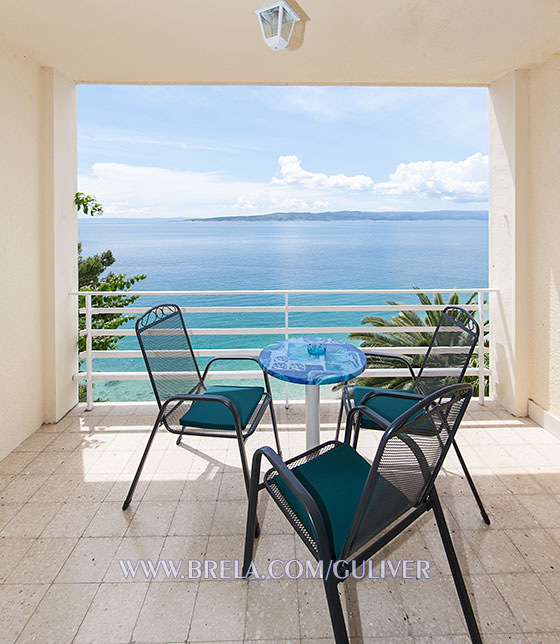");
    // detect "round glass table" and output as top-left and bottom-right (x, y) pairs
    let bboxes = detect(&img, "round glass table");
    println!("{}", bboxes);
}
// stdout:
(259, 336), (366, 449)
